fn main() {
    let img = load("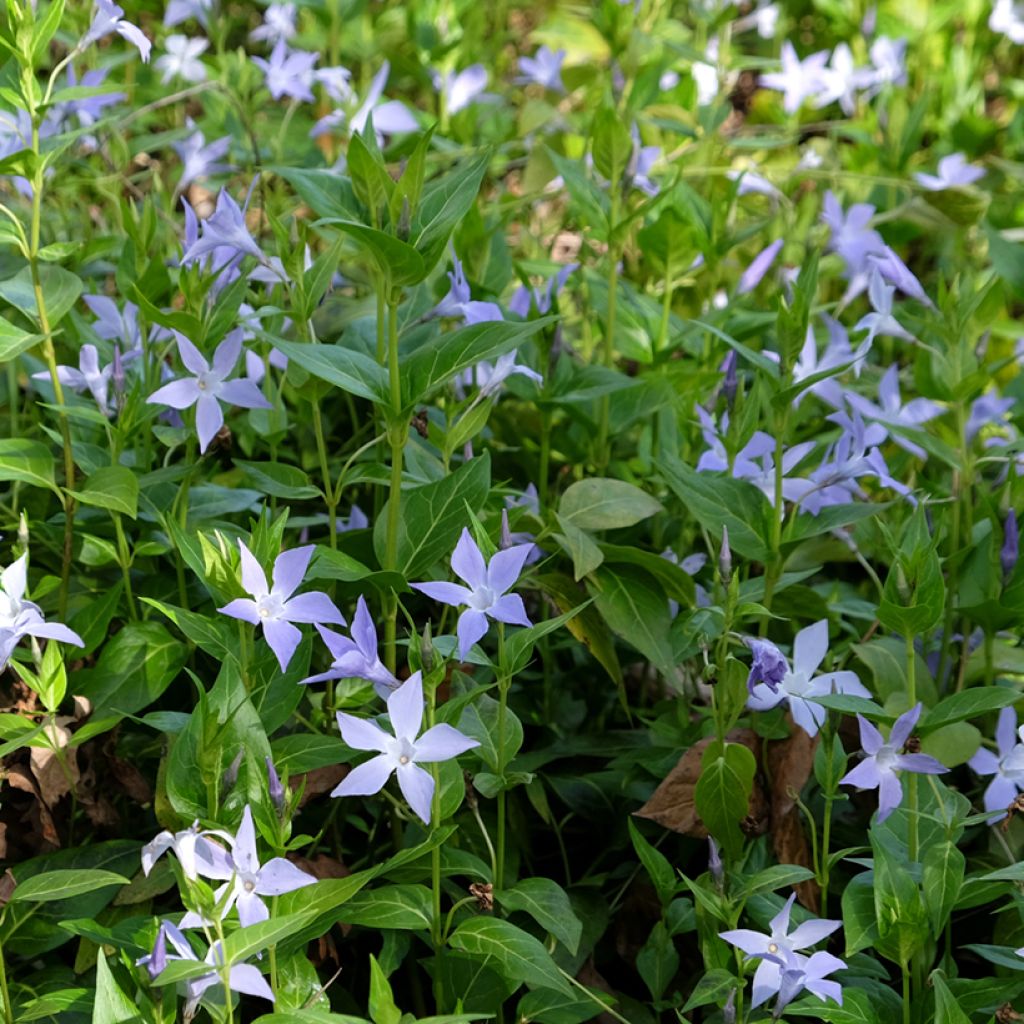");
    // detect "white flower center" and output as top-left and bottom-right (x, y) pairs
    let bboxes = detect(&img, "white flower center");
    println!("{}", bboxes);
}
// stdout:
(196, 371), (220, 394)
(468, 585), (497, 611)
(876, 745), (898, 771)
(255, 594), (284, 621)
